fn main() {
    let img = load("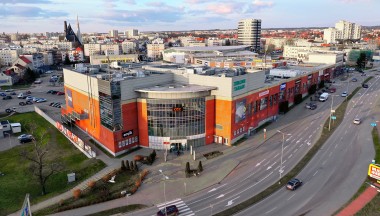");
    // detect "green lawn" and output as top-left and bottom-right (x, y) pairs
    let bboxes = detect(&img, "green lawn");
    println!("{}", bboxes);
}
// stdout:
(0, 113), (106, 216)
